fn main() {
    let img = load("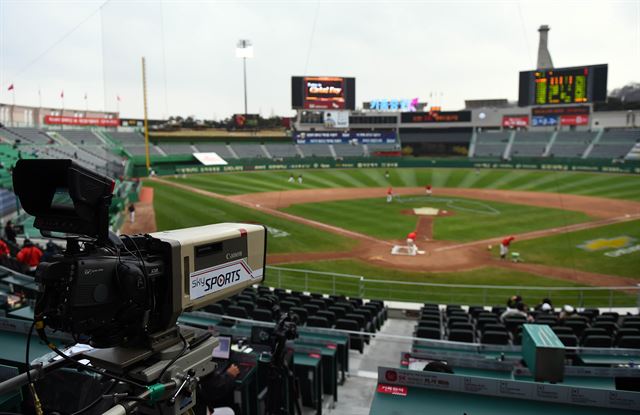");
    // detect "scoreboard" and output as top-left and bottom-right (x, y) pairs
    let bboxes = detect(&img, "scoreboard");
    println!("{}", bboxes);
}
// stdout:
(518, 64), (607, 106)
